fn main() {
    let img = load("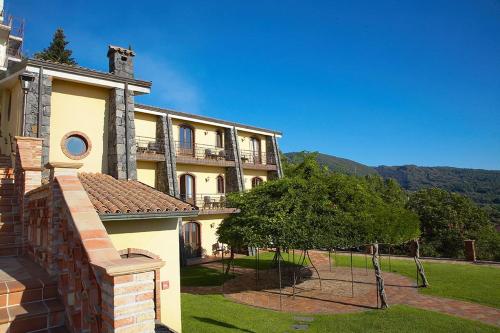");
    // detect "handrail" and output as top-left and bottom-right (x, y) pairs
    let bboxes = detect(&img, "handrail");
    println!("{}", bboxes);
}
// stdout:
(239, 149), (277, 165)
(174, 141), (235, 161)
(180, 193), (230, 210)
